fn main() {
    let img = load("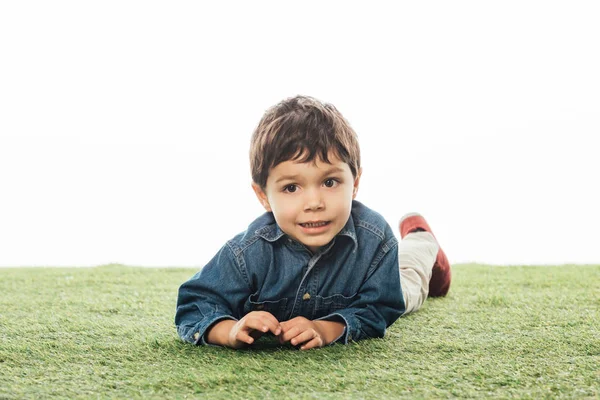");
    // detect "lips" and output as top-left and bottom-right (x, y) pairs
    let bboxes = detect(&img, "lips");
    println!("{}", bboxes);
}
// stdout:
(299, 221), (330, 228)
